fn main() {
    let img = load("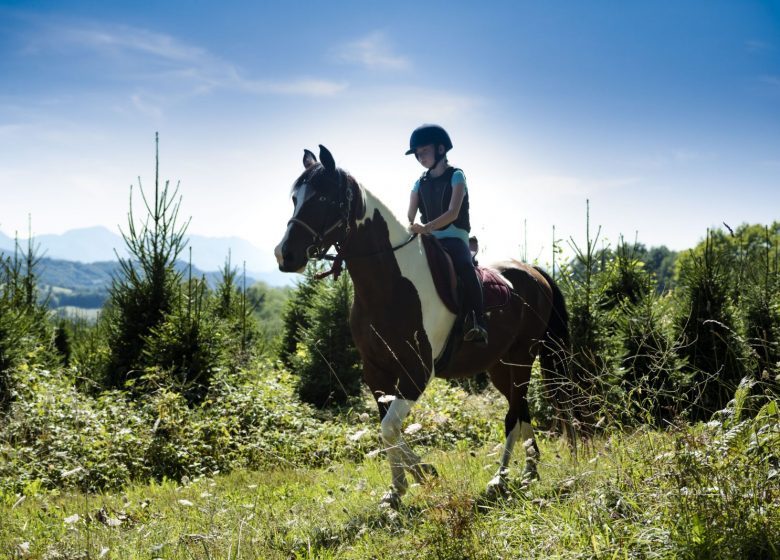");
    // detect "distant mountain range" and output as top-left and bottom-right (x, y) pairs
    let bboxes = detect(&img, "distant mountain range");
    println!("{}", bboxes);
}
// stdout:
(0, 226), (291, 287)
(33, 257), (261, 311)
